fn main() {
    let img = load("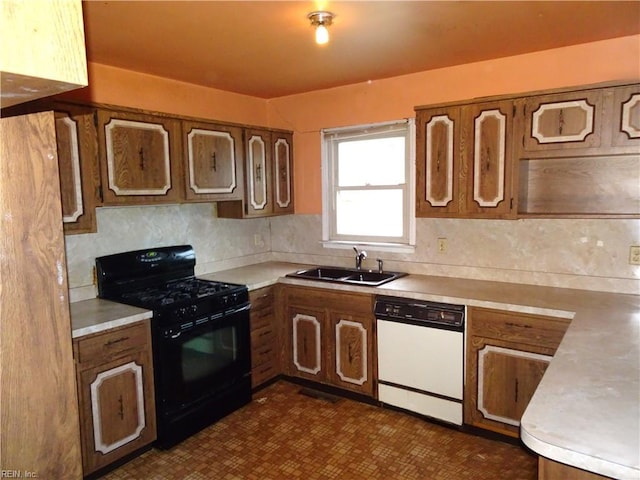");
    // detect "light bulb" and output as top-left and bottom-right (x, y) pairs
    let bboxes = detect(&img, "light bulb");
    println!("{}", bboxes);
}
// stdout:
(315, 24), (329, 44)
